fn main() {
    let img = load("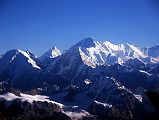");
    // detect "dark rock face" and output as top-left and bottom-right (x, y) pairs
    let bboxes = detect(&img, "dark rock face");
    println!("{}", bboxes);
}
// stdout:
(87, 77), (148, 120)
(88, 101), (121, 120)
(124, 58), (146, 70)
(88, 100), (149, 120)
(146, 91), (159, 112)
(8, 71), (71, 92)
(143, 90), (159, 120)
(63, 86), (79, 101)
(0, 99), (71, 120)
